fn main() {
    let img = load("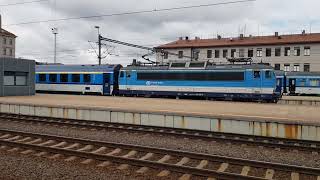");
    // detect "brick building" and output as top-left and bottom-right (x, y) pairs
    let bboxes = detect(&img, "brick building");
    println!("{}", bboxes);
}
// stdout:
(155, 31), (320, 72)
(0, 15), (16, 58)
